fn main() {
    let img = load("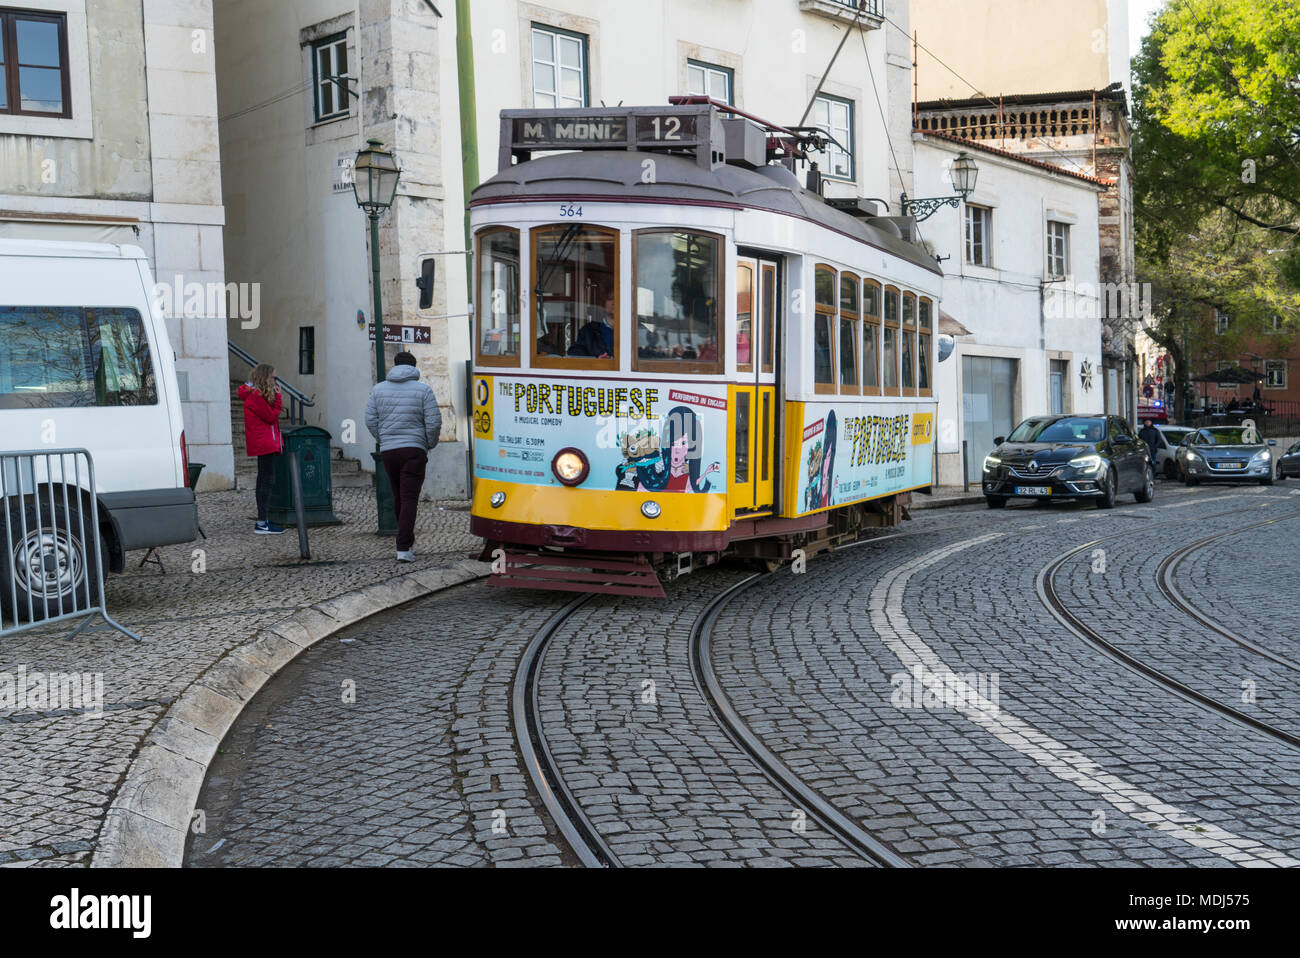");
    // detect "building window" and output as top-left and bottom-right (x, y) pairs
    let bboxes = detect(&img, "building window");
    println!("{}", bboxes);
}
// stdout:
(1216, 360), (1235, 389)
(531, 24), (587, 109)
(298, 327), (315, 376)
(1047, 221), (1070, 278)
(1215, 309), (1230, 335)
(965, 205), (991, 266)
(686, 59), (733, 104)
(0, 9), (71, 117)
(311, 33), (349, 122)
(1267, 315), (1282, 334)
(811, 94), (853, 181)
(1266, 360), (1287, 389)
